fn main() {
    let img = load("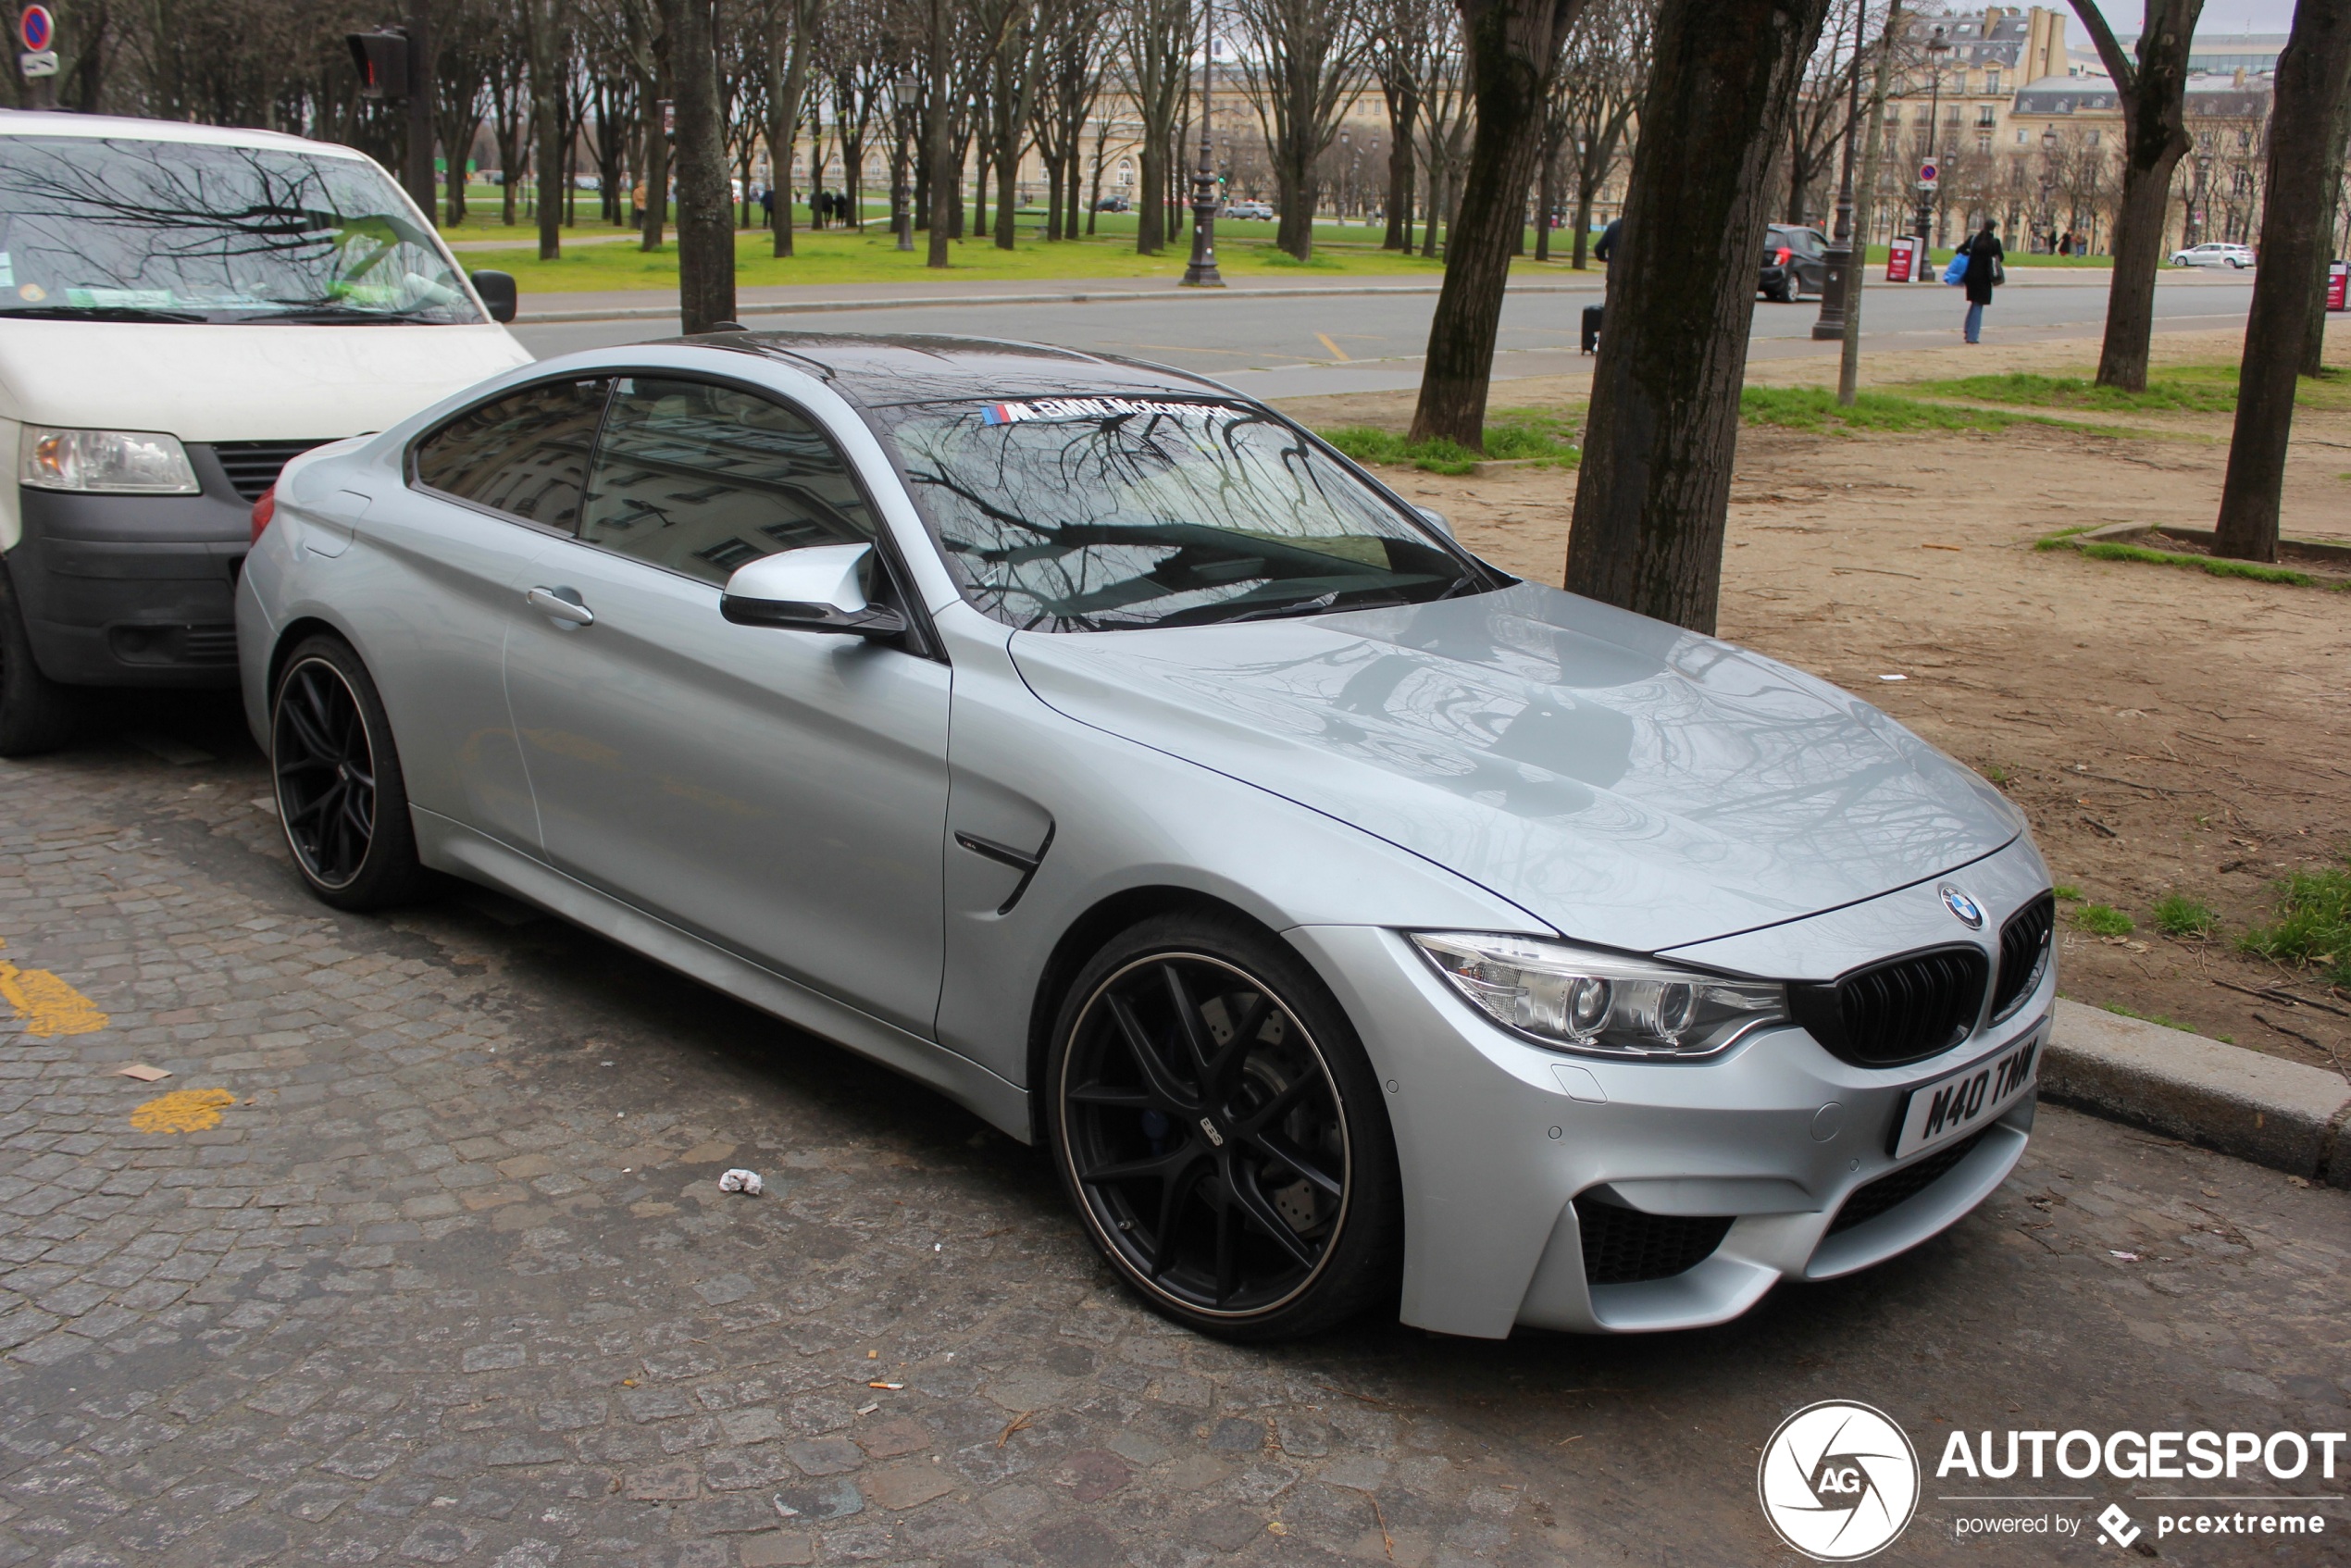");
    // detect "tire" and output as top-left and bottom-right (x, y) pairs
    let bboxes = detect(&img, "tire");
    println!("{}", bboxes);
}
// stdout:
(0, 557), (77, 758)
(269, 636), (426, 911)
(1045, 913), (1402, 1340)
